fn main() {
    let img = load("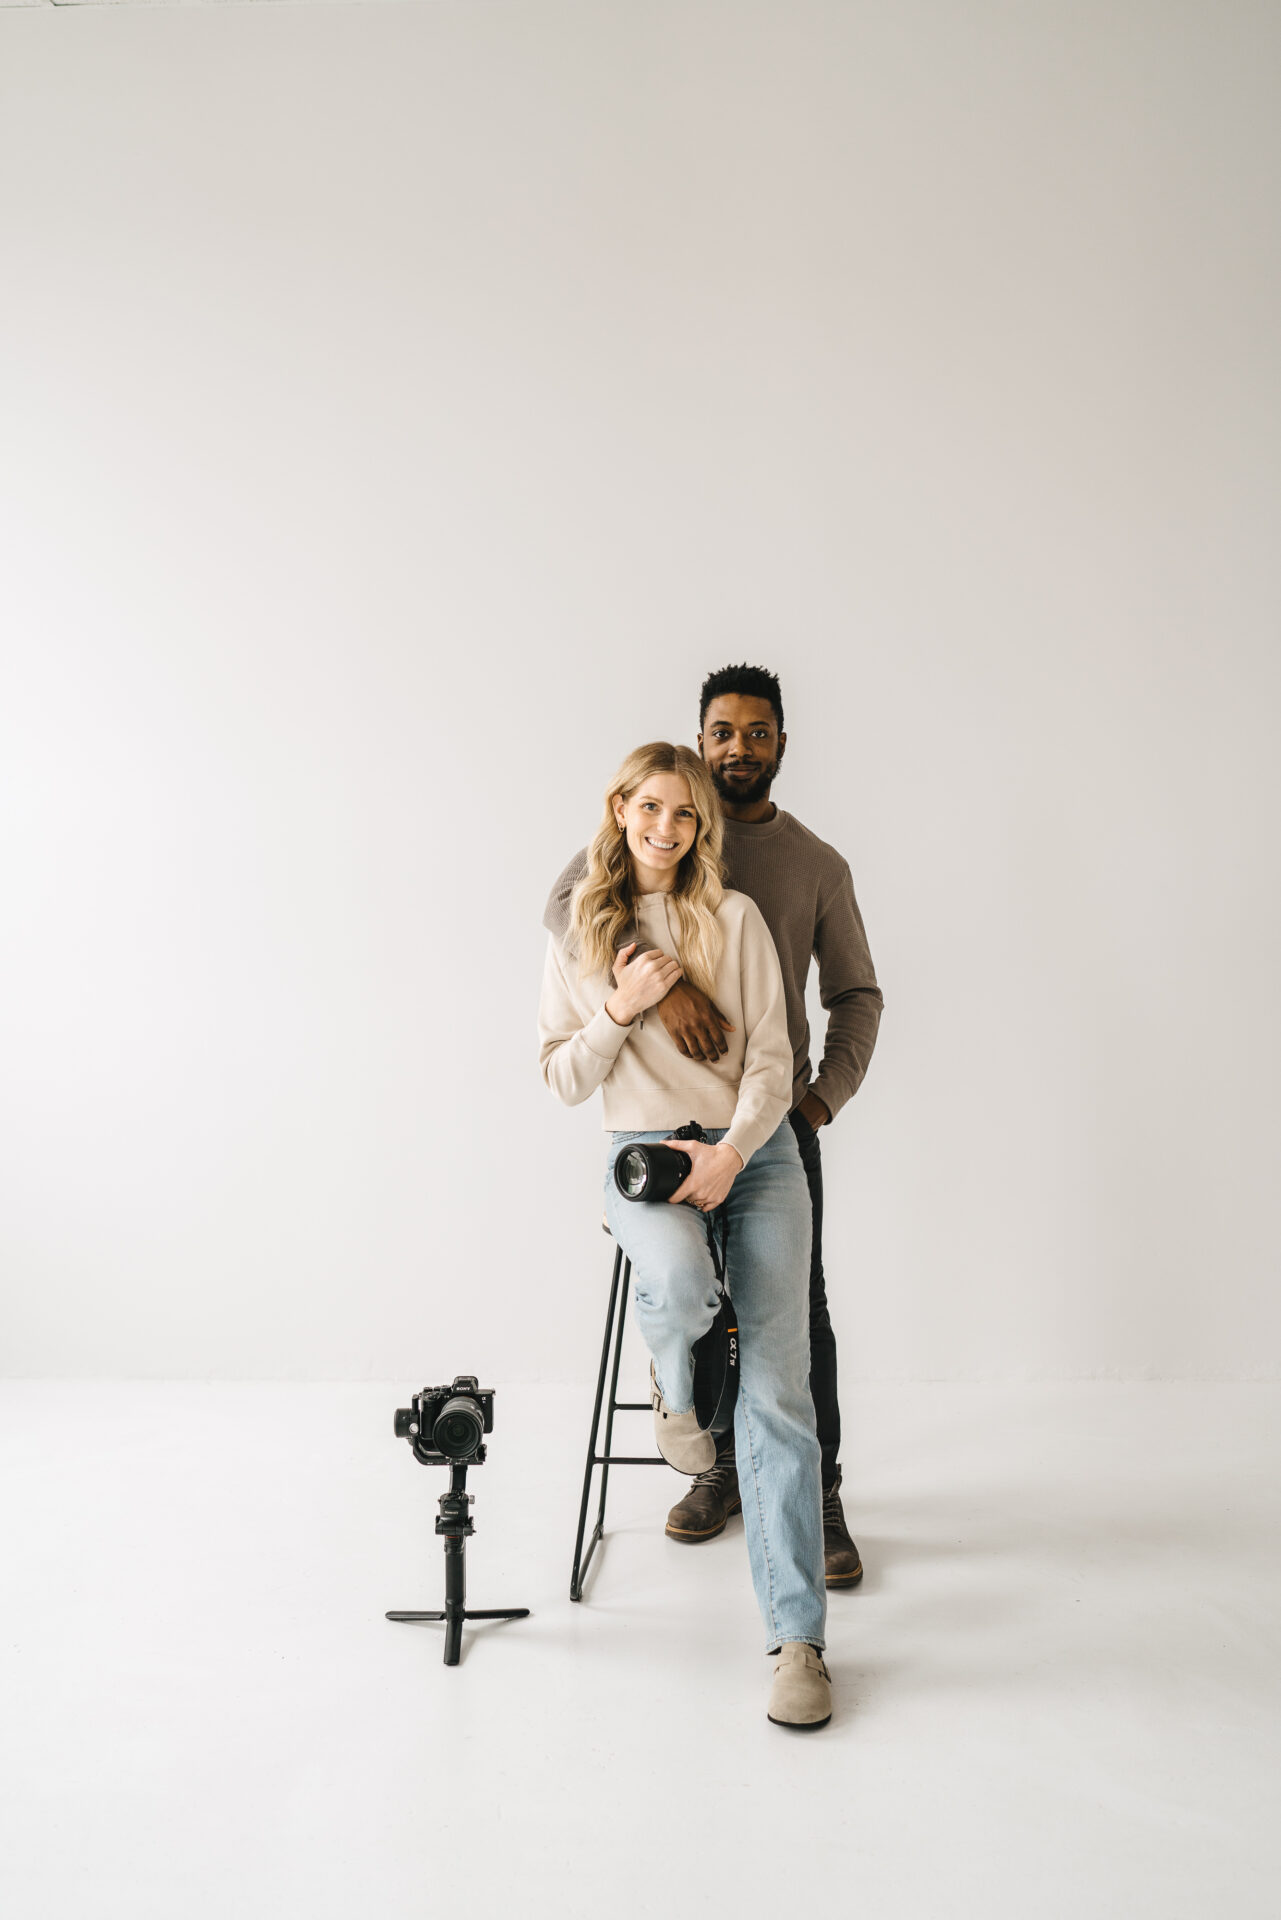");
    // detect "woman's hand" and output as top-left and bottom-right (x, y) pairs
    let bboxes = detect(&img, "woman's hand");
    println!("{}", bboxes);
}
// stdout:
(664, 1138), (744, 1211)
(606, 942), (683, 1026)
